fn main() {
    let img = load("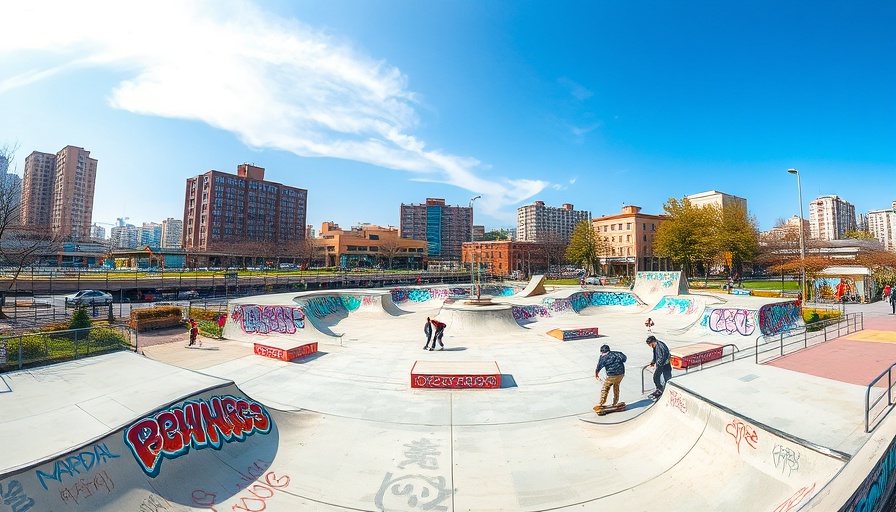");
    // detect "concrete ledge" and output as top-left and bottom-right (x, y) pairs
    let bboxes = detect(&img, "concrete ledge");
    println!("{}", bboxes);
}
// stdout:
(253, 340), (318, 361)
(546, 327), (599, 341)
(671, 342), (724, 369)
(411, 360), (501, 389)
